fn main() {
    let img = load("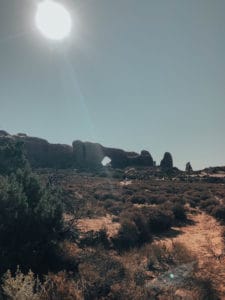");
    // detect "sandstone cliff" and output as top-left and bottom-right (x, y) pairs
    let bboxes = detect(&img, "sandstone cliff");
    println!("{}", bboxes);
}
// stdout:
(0, 131), (159, 169)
